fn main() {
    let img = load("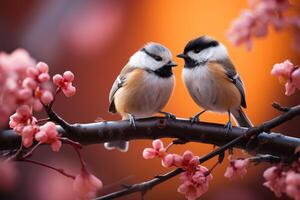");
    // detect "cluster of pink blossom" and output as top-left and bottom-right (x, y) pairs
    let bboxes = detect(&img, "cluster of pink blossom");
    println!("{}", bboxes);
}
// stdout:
(9, 105), (38, 147)
(73, 168), (103, 200)
(35, 122), (62, 152)
(0, 49), (36, 127)
(9, 105), (61, 150)
(143, 140), (212, 200)
(53, 71), (76, 97)
(0, 48), (104, 200)
(263, 162), (300, 199)
(271, 59), (300, 96)
(23, 62), (53, 109)
(0, 49), (76, 151)
(224, 157), (249, 180)
(227, 0), (299, 50)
